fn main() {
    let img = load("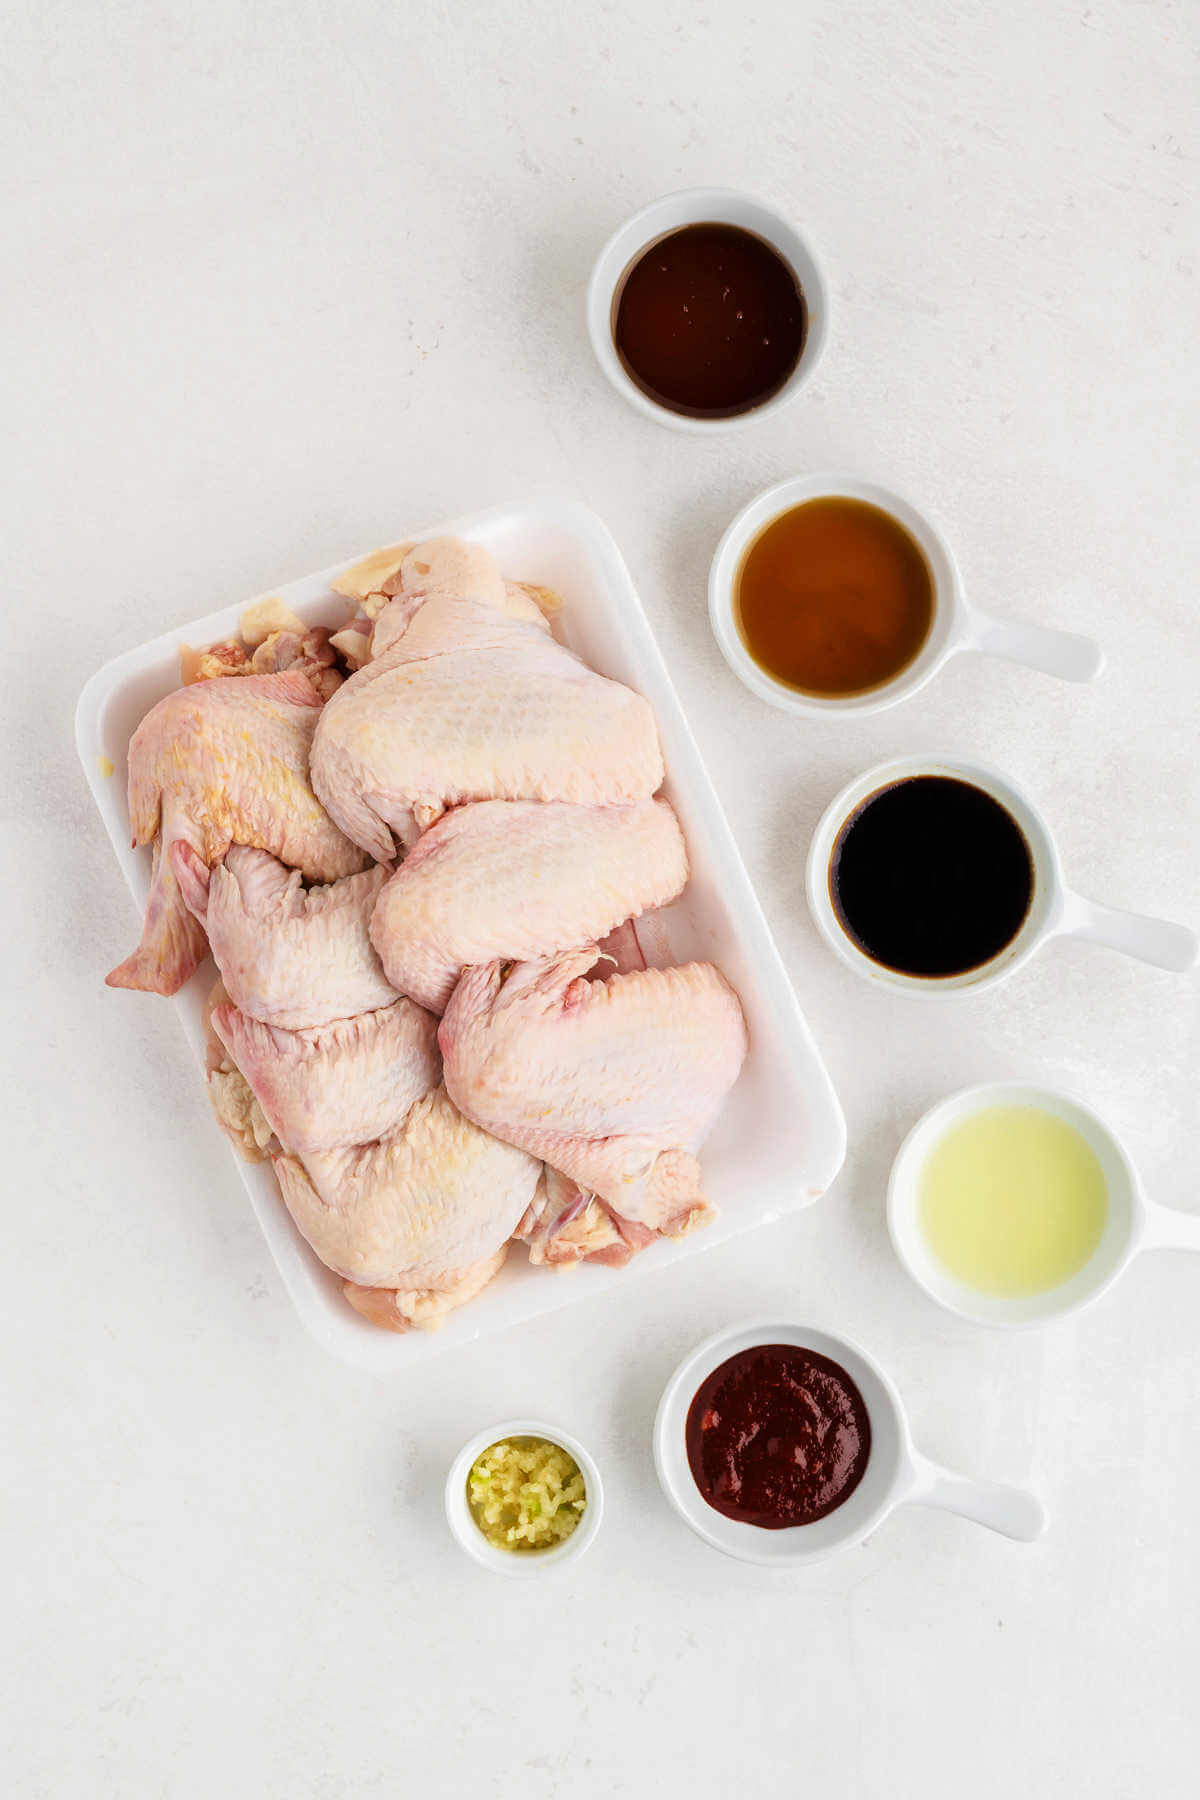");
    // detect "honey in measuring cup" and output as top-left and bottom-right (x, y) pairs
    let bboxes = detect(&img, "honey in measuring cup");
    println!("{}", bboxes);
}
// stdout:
(734, 496), (935, 697)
